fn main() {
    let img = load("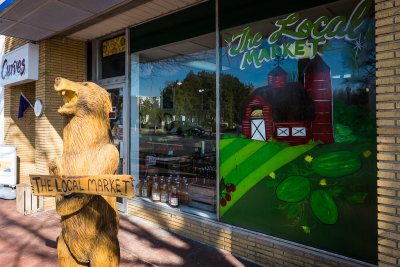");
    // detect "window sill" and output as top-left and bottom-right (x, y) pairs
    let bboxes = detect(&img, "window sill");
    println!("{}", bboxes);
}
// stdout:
(128, 197), (217, 221)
